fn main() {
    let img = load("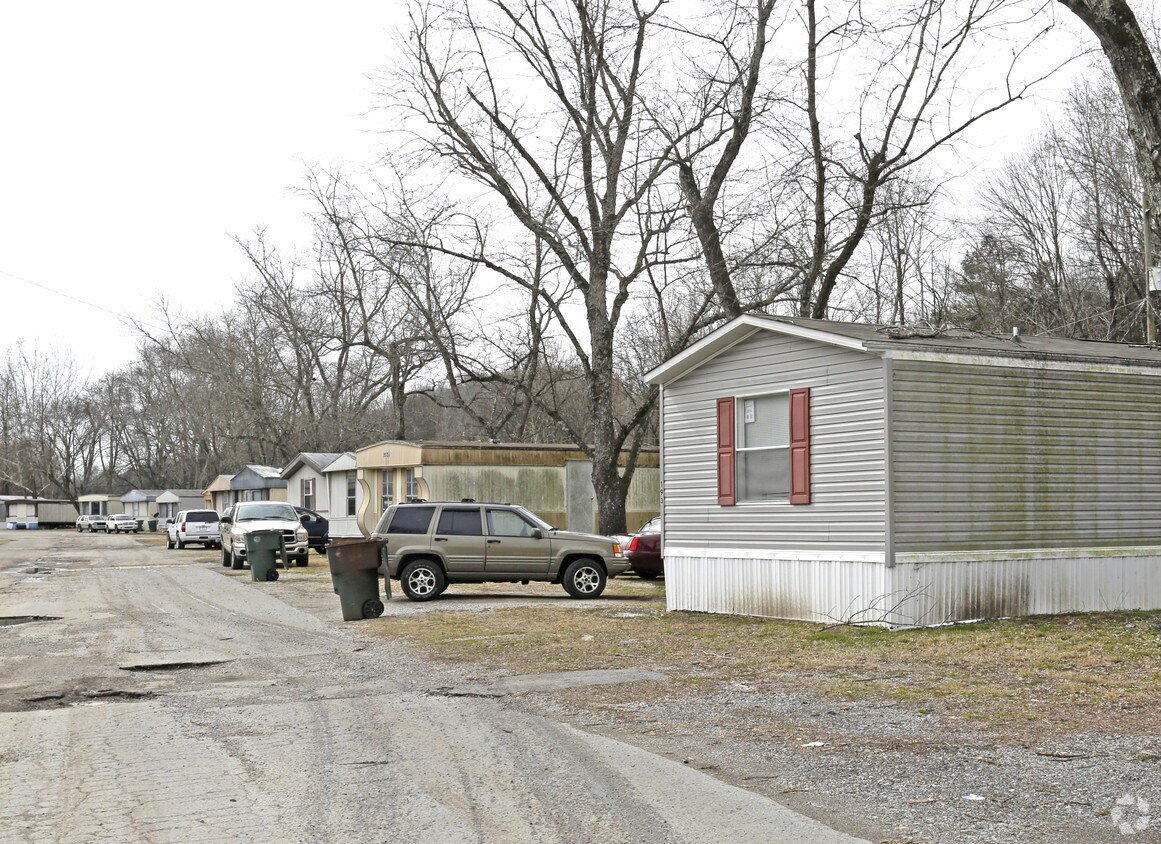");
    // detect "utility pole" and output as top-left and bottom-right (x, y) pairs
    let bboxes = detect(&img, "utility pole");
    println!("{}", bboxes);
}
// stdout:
(1147, 199), (1155, 344)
